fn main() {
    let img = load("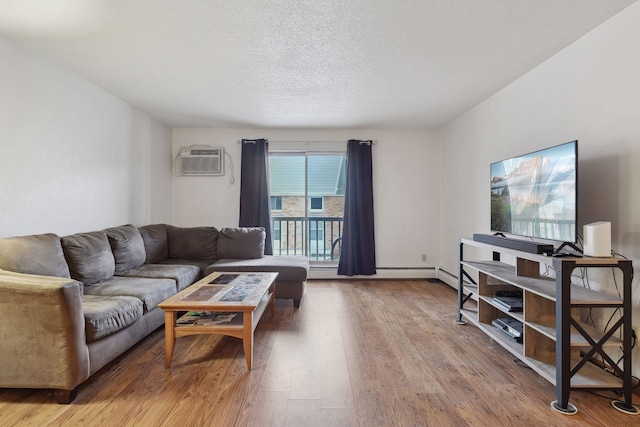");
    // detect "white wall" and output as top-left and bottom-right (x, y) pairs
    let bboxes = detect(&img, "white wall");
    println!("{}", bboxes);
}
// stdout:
(173, 128), (441, 274)
(440, 3), (640, 371)
(0, 36), (173, 237)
